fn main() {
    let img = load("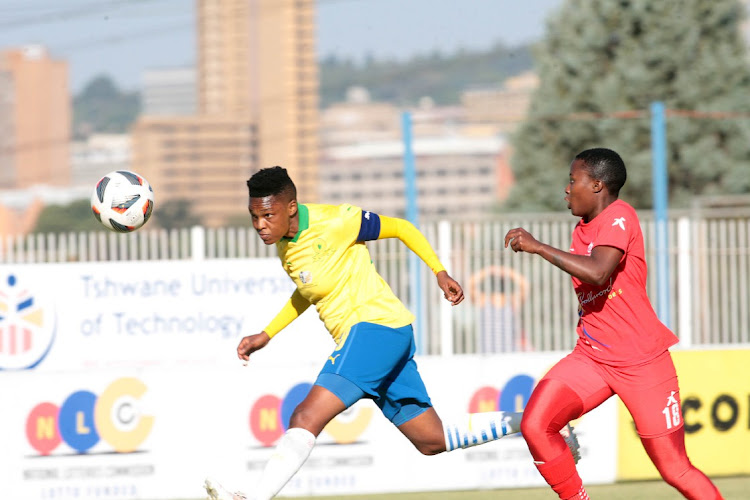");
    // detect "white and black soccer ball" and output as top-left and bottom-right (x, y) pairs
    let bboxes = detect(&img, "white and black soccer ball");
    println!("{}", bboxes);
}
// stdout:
(91, 170), (154, 232)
